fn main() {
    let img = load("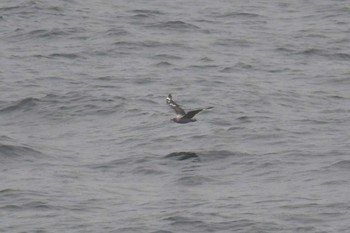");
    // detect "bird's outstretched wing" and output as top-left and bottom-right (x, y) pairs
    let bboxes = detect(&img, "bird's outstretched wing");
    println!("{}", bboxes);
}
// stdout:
(183, 107), (213, 119)
(166, 94), (186, 116)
